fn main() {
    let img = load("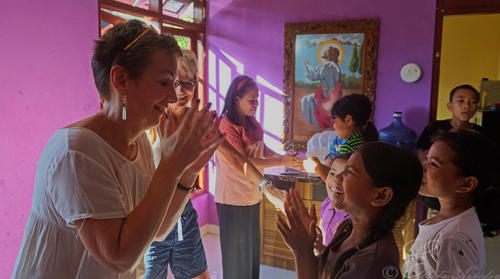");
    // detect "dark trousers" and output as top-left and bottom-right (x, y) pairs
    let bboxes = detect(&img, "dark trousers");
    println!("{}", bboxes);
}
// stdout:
(216, 202), (261, 279)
